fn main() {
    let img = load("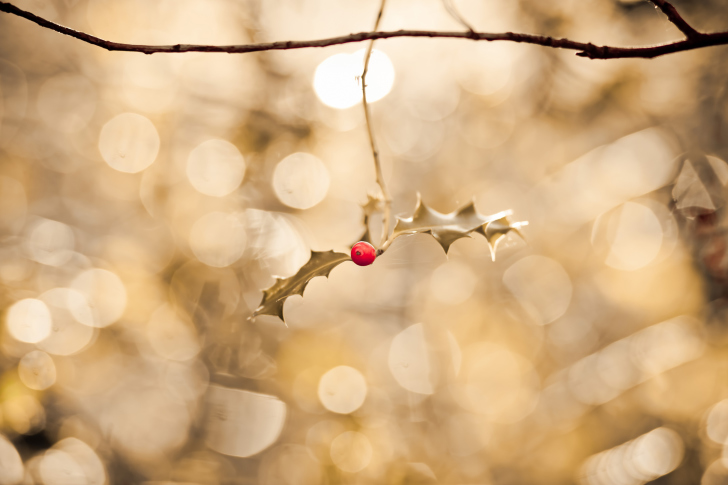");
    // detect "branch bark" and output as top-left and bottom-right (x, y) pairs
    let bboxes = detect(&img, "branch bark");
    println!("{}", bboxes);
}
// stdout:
(648, 0), (701, 39)
(1, 1), (727, 59)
